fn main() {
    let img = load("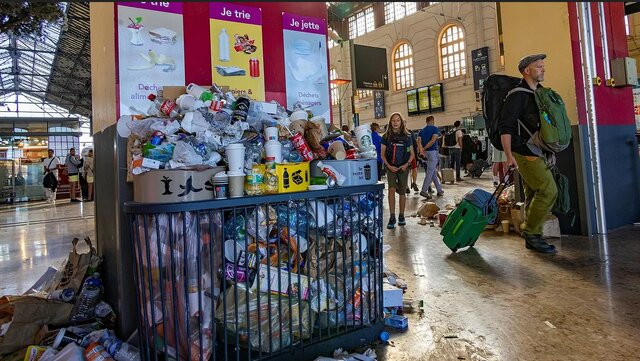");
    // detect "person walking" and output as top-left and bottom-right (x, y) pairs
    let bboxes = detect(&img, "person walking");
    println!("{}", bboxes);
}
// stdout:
(370, 122), (384, 181)
(381, 112), (415, 229)
(417, 115), (444, 199)
(65, 147), (83, 202)
(42, 149), (60, 204)
(492, 147), (508, 187)
(84, 149), (94, 201)
(448, 120), (464, 182)
(460, 129), (475, 176)
(500, 53), (557, 253)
